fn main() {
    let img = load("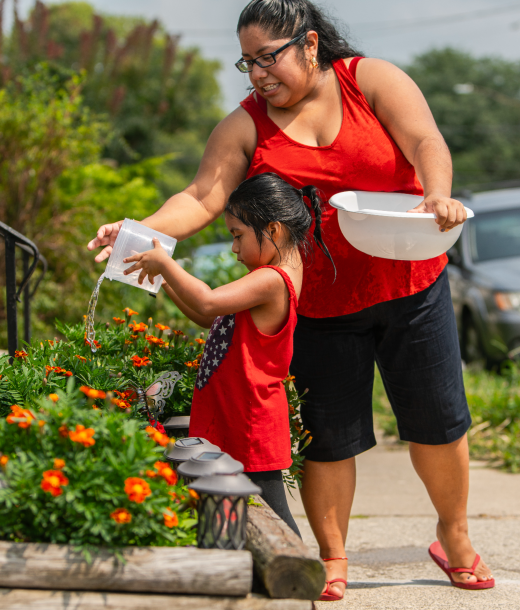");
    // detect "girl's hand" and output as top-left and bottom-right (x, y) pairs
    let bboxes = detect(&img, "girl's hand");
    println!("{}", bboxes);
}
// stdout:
(123, 238), (171, 285)
(408, 194), (467, 232)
